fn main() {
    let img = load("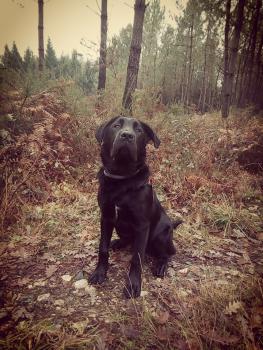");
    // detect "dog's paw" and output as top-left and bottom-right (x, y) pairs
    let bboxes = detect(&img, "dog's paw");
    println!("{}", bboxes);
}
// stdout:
(89, 268), (107, 284)
(123, 278), (141, 298)
(153, 263), (167, 278)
